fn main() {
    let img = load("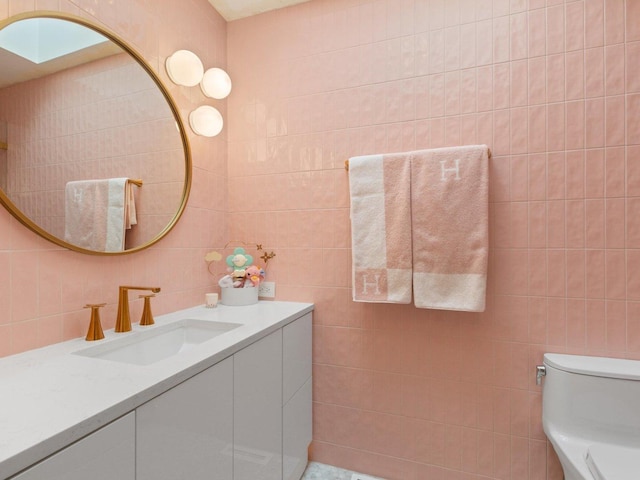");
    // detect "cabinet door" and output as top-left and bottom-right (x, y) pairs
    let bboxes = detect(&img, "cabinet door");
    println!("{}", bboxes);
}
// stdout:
(234, 330), (282, 480)
(283, 377), (312, 480)
(11, 413), (135, 480)
(283, 313), (312, 404)
(136, 357), (233, 480)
